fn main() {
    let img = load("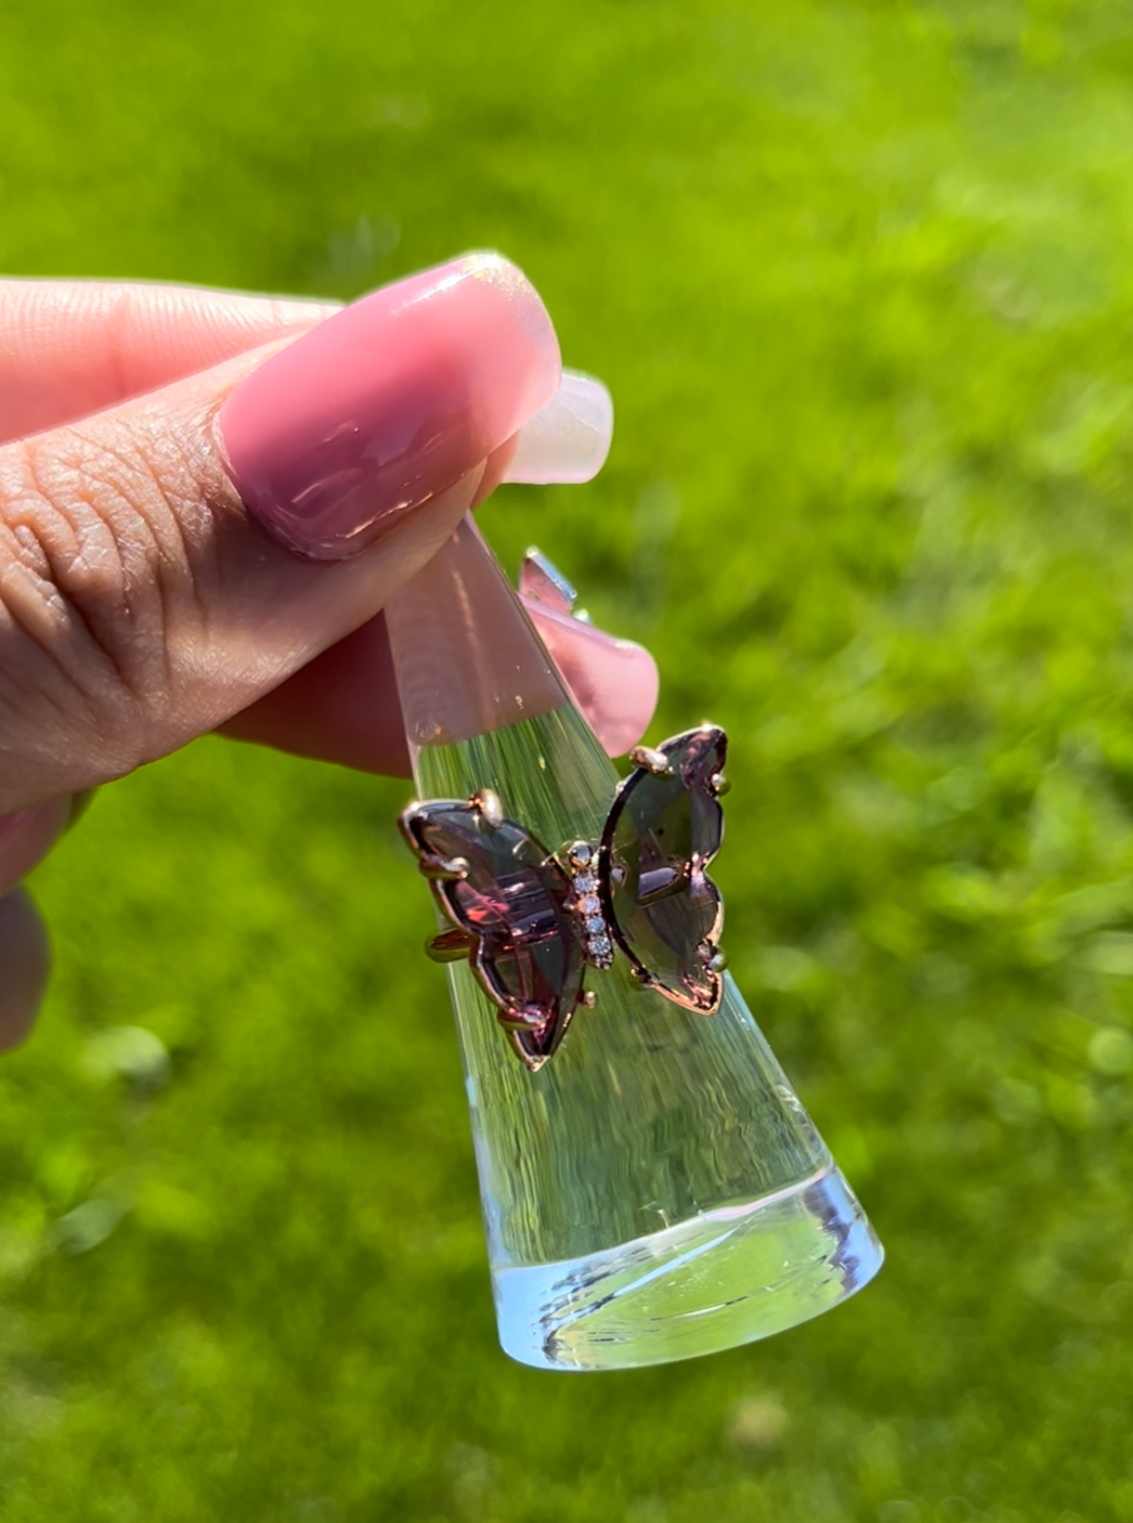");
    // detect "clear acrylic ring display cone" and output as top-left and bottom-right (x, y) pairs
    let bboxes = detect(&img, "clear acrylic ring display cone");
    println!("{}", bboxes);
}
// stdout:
(385, 518), (883, 1372)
